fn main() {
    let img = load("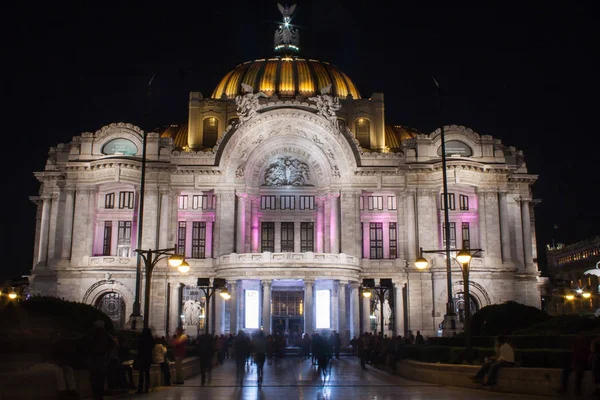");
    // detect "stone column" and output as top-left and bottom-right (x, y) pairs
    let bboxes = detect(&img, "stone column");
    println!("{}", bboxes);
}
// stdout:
(214, 280), (224, 335)
(214, 190), (236, 256)
(396, 191), (406, 262)
(71, 188), (92, 262)
(349, 282), (360, 339)
(316, 196), (325, 253)
(477, 189), (488, 253)
(482, 190), (502, 263)
(331, 282), (339, 334)
(498, 191), (512, 263)
(262, 280), (272, 334)
(521, 198), (534, 269)
(47, 193), (60, 260)
(168, 282), (182, 337)
(251, 196), (260, 252)
(362, 295), (371, 334)
(406, 190), (417, 263)
(236, 193), (247, 253)
(168, 190), (180, 248)
(85, 188), (97, 257)
(338, 281), (347, 344)
(394, 282), (405, 337)
(37, 195), (52, 265)
(229, 281), (238, 334)
(61, 187), (75, 259)
(340, 191), (361, 257)
(304, 280), (314, 334)
(158, 188), (170, 249)
(330, 194), (340, 254)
